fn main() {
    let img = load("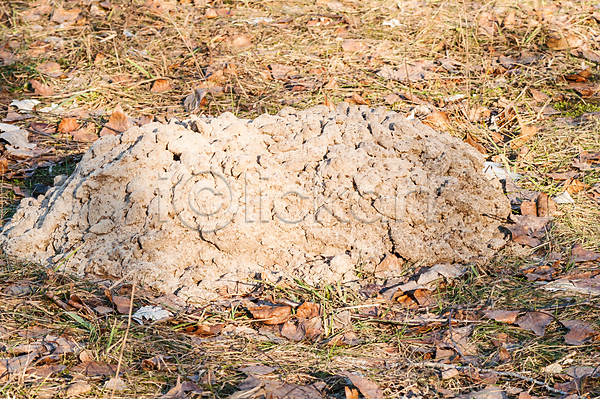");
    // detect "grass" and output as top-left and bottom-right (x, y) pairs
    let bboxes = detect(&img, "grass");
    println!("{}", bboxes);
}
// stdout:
(1, 0), (600, 397)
